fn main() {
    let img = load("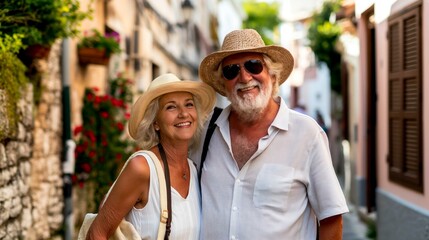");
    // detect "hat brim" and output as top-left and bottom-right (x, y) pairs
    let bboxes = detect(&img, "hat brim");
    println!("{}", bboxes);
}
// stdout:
(199, 45), (294, 96)
(128, 81), (216, 139)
